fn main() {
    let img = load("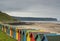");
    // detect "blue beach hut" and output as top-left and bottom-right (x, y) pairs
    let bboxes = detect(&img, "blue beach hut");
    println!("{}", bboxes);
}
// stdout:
(13, 28), (16, 39)
(21, 29), (26, 41)
(22, 31), (26, 41)
(41, 34), (48, 41)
